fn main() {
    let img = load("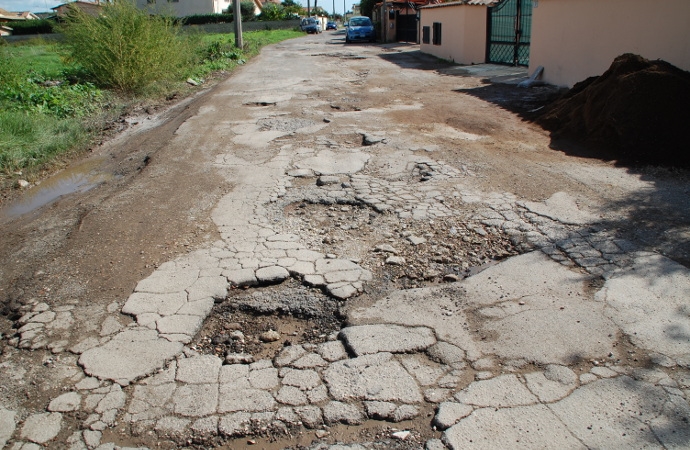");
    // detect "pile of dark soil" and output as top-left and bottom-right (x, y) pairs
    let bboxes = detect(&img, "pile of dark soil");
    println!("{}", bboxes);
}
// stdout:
(538, 53), (690, 167)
